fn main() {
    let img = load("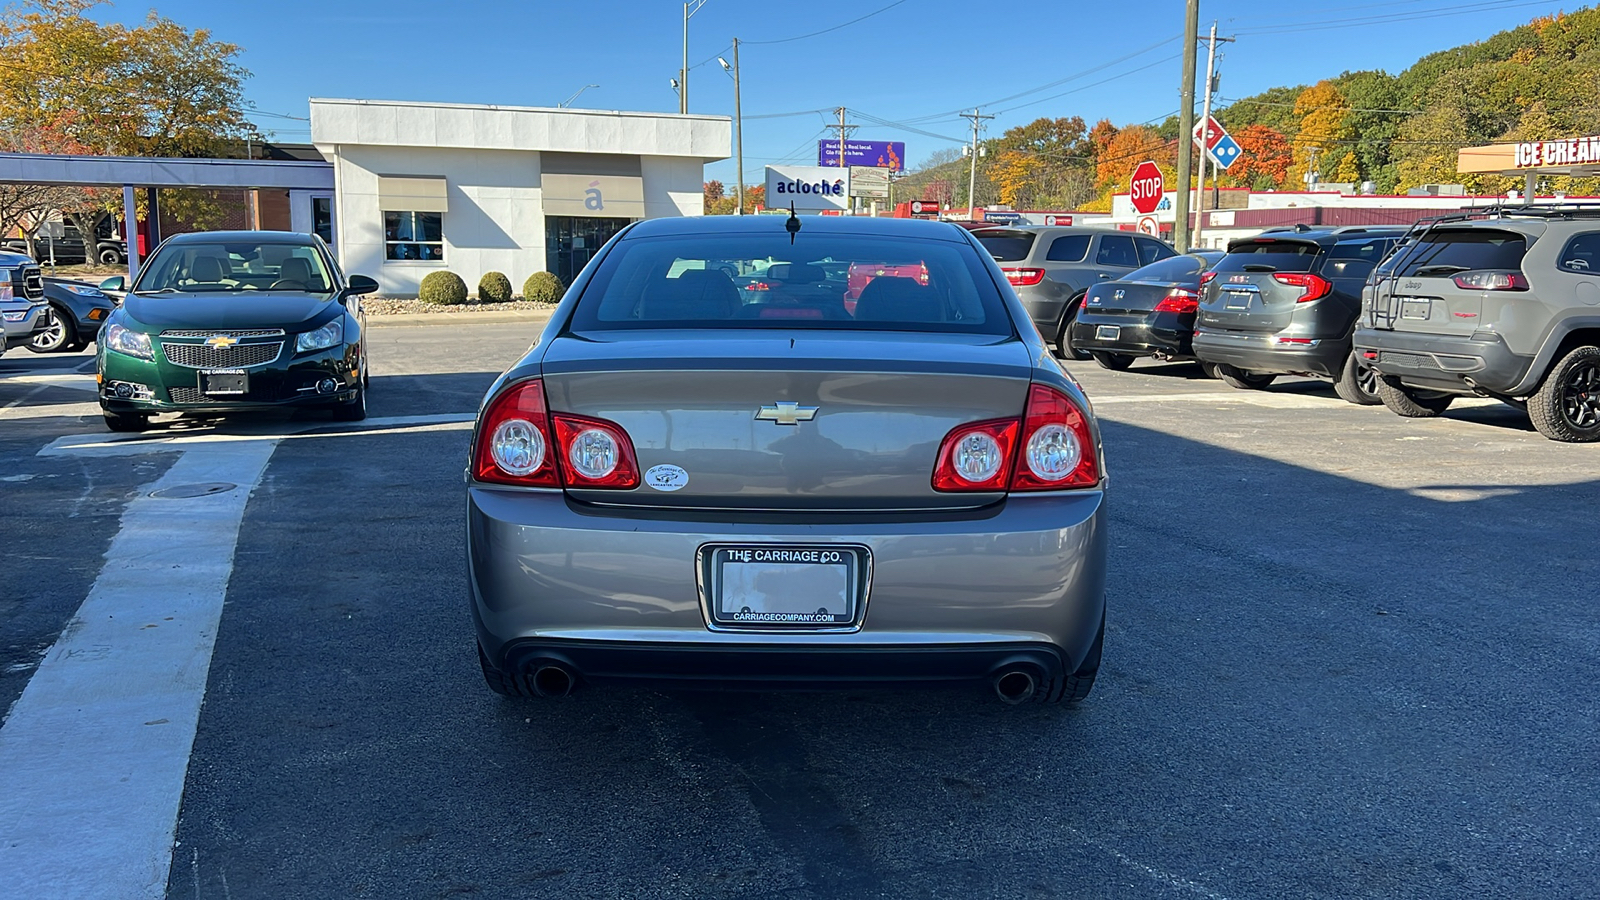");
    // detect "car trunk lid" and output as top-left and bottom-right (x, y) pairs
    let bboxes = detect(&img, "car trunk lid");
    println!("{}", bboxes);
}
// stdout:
(541, 331), (1034, 510)
(1198, 238), (1323, 334)
(1368, 227), (1532, 337)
